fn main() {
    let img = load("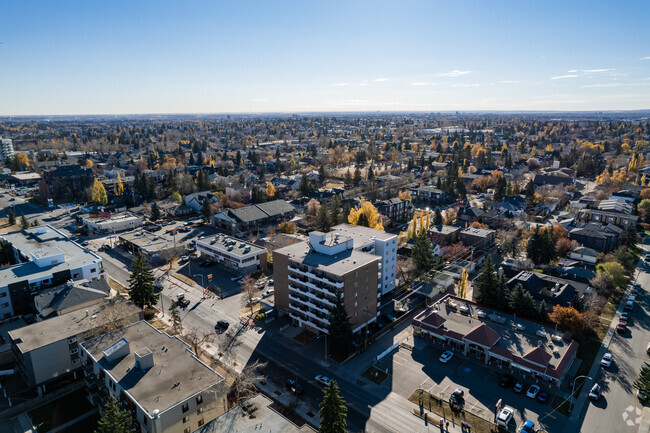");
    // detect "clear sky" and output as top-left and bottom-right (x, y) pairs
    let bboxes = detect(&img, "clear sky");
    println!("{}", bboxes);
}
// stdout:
(2, 0), (650, 115)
